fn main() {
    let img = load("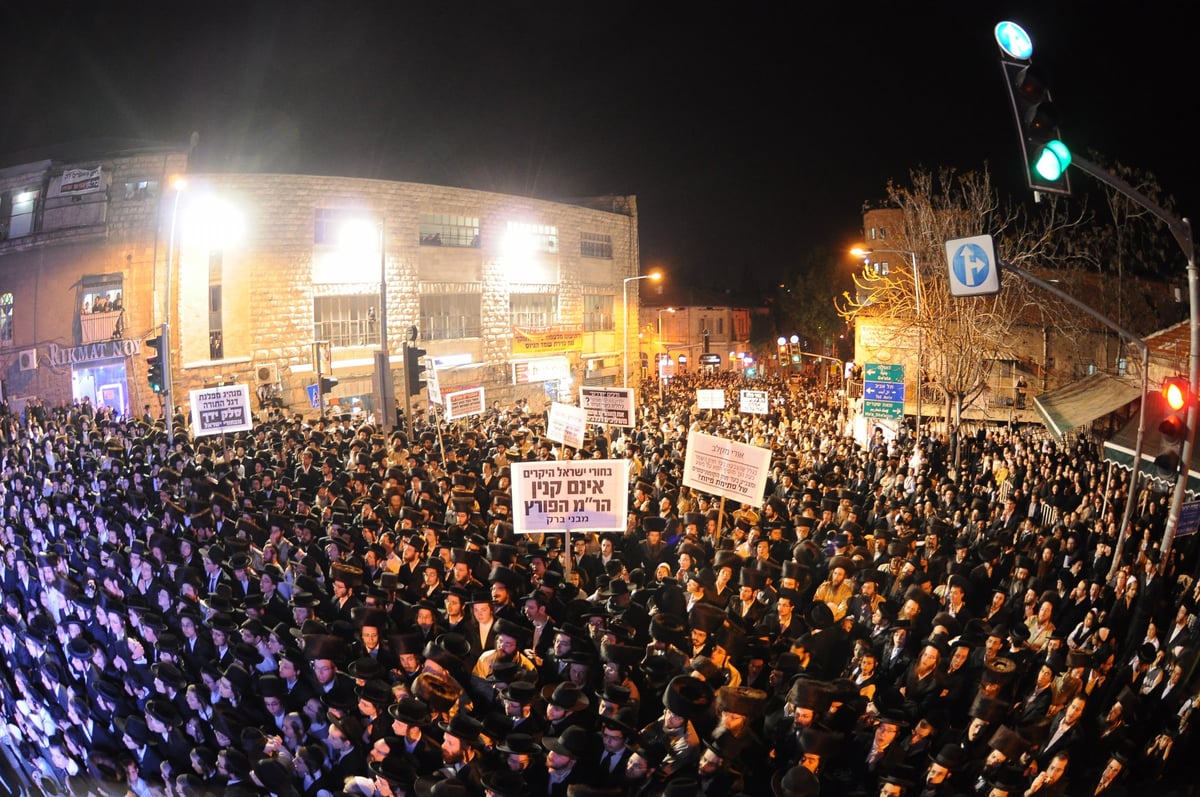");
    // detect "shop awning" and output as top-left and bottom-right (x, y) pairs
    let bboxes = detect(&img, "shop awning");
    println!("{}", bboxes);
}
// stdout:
(1103, 389), (1200, 494)
(1033, 372), (1142, 440)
